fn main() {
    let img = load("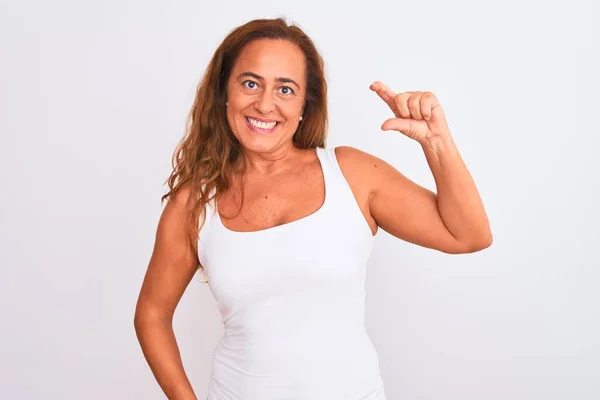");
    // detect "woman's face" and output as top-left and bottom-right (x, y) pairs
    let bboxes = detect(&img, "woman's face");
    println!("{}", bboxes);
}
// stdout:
(226, 39), (306, 155)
